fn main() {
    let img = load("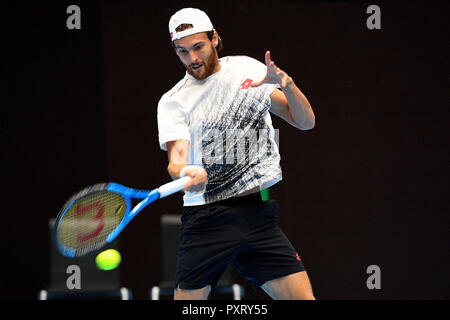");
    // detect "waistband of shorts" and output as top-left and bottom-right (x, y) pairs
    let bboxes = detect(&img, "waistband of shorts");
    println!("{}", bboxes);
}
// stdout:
(210, 192), (262, 207)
